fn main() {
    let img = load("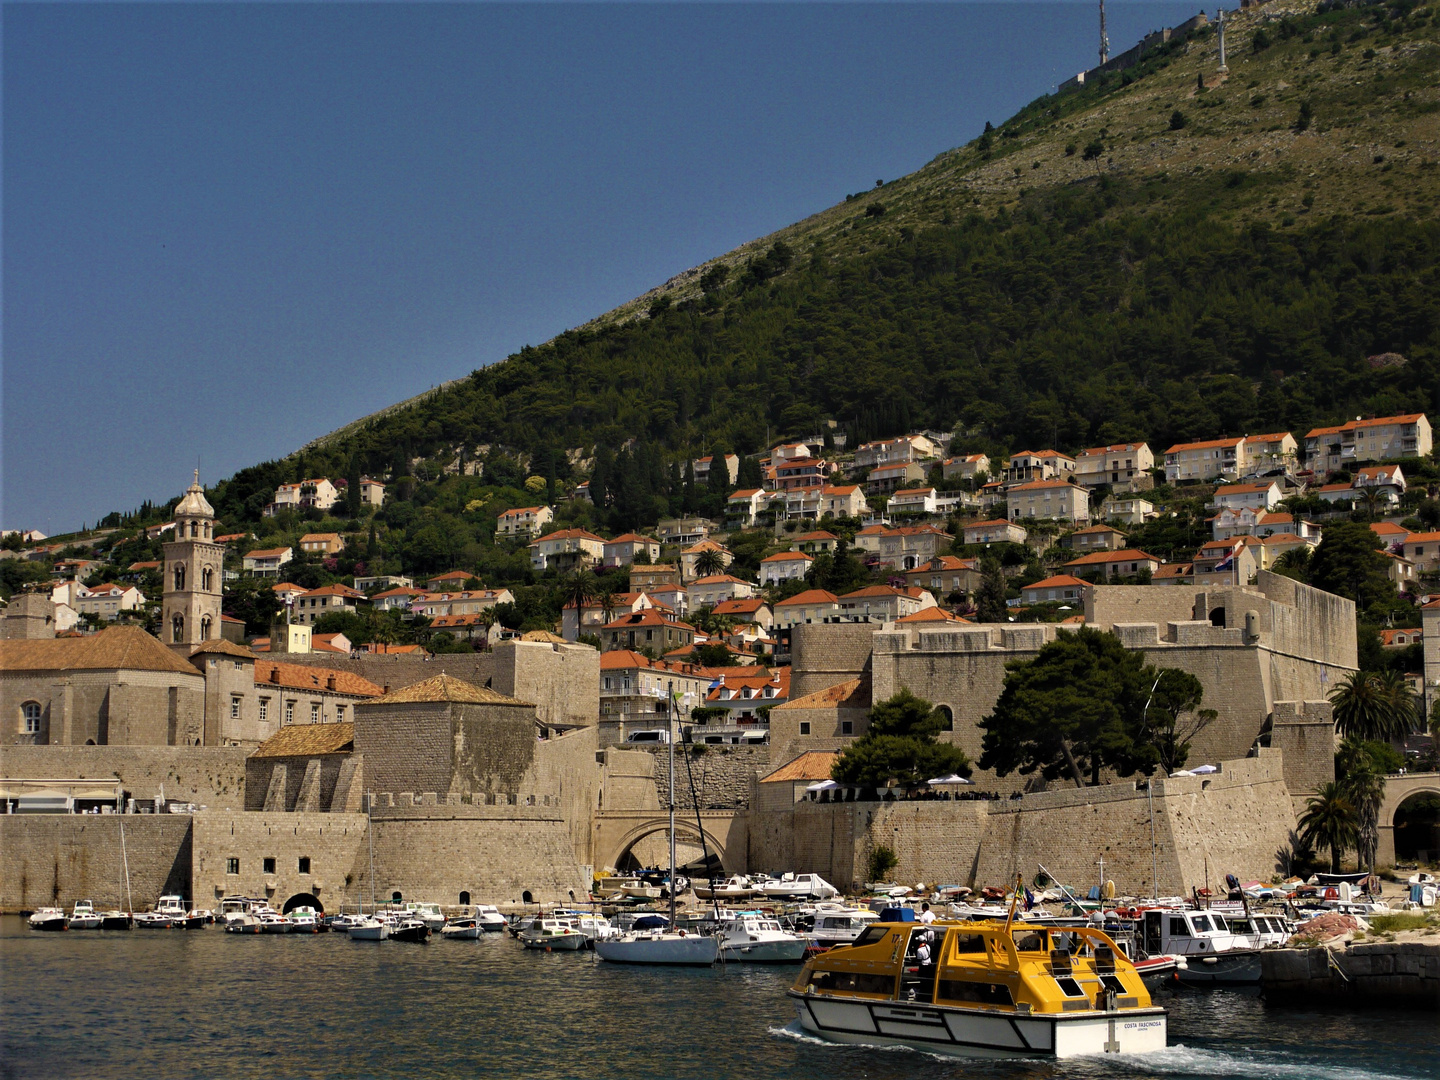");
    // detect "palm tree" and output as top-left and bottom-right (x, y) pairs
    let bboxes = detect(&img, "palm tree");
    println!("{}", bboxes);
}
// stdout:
(1298, 782), (1360, 874)
(1329, 671), (1406, 742)
(1376, 669), (1419, 738)
(566, 568), (599, 619)
(1336, 742), (1386, 874)
(693, 547), (726, 579)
